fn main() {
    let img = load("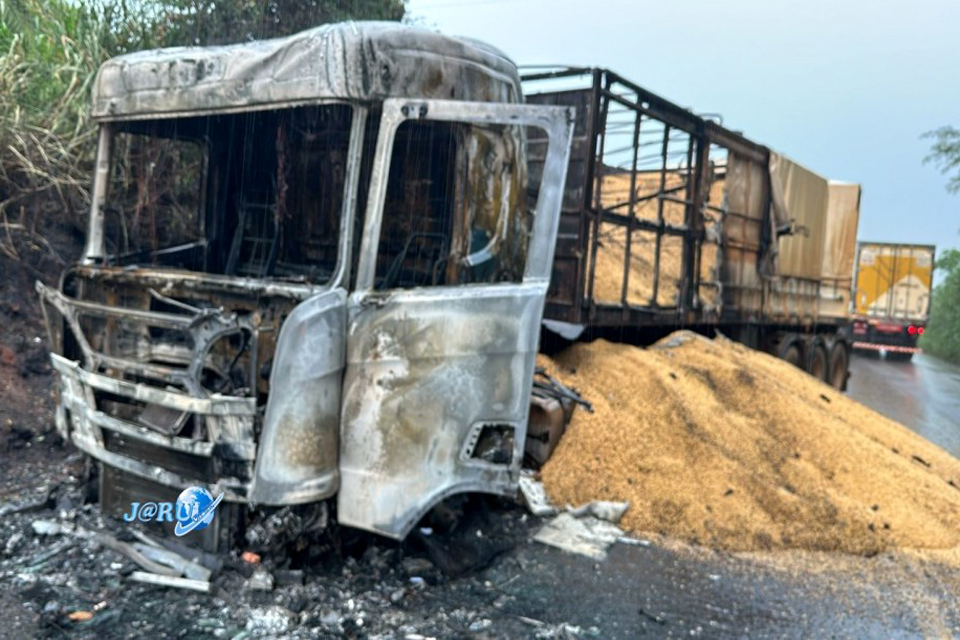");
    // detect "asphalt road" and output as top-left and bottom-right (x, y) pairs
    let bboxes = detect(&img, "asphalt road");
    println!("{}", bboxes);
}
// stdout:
(847, 352), (960, 457)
